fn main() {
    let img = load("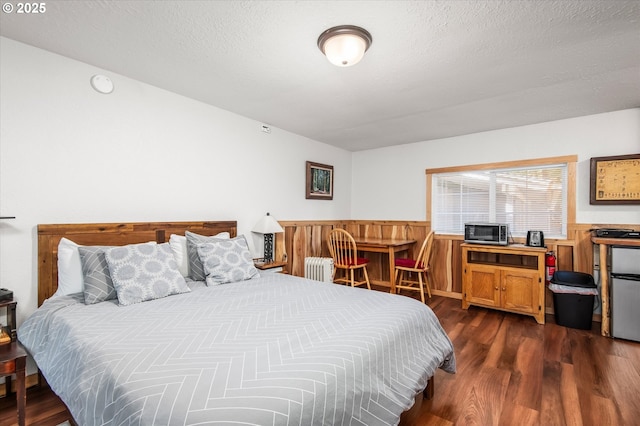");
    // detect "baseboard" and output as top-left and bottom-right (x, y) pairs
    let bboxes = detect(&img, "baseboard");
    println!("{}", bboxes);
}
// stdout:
(432, 289), (462, 299)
